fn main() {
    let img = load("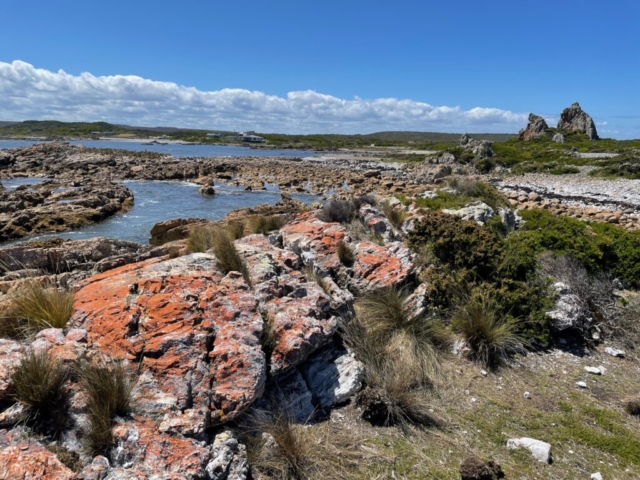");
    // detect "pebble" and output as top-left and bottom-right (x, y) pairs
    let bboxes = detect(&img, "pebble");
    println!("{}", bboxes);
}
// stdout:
(524, 391), (531, 399)
(585, 366), (602, 375)
(576, 381), (588, 388)
(591, 473), (603, 480)
(481, 370), (488, 376)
